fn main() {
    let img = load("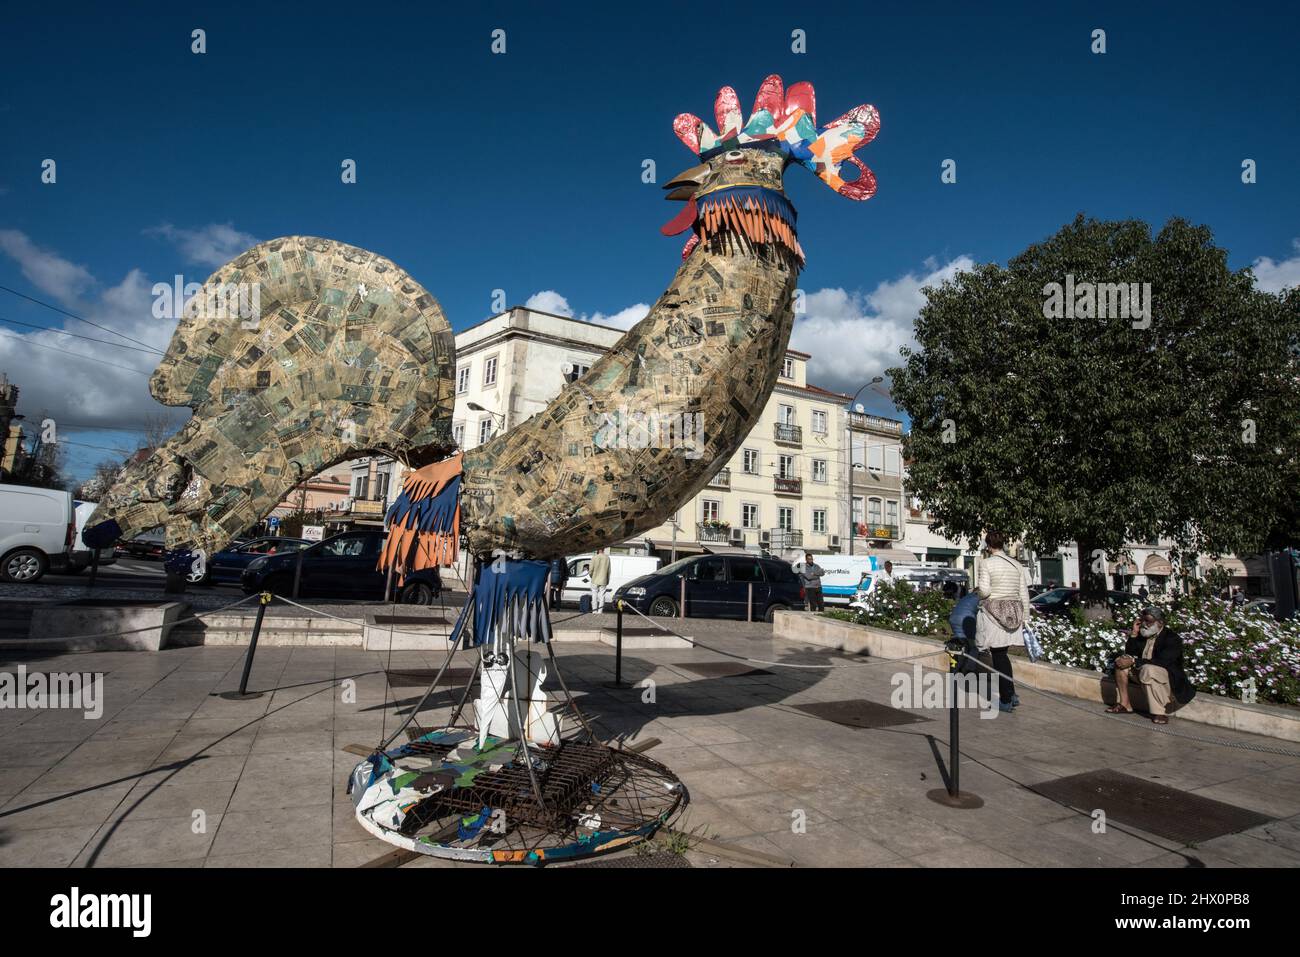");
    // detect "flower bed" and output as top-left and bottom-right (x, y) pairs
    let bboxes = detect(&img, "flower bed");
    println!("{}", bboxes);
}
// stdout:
(823, 587), (1300, 706)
